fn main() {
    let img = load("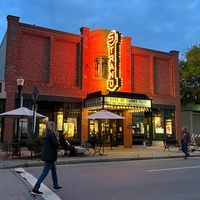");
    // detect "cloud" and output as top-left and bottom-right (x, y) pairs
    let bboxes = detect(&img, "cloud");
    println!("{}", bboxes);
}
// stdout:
(0, 0), (200, 57)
